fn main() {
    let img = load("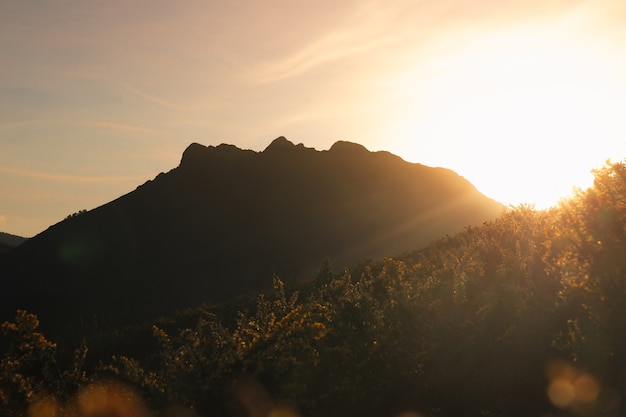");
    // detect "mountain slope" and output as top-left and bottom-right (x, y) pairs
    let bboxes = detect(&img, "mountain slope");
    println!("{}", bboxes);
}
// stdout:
(0, 137), (503, 335)
(0, 232), (27, 255)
